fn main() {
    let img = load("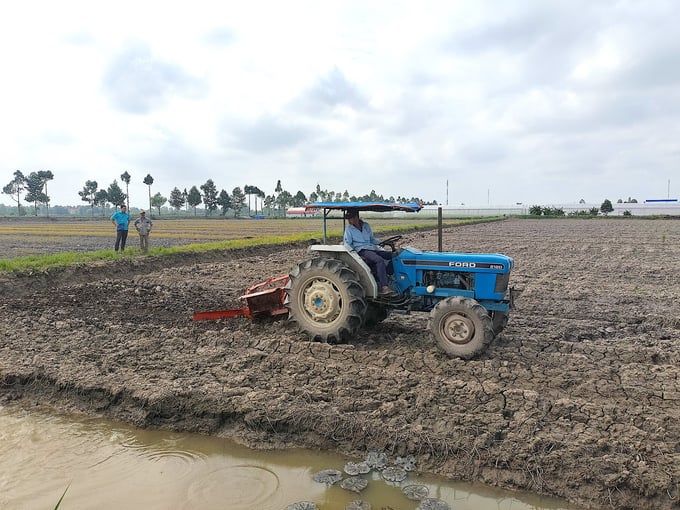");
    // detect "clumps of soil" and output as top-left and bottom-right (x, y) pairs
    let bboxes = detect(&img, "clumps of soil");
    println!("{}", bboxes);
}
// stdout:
(1, 219), (679, 509)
